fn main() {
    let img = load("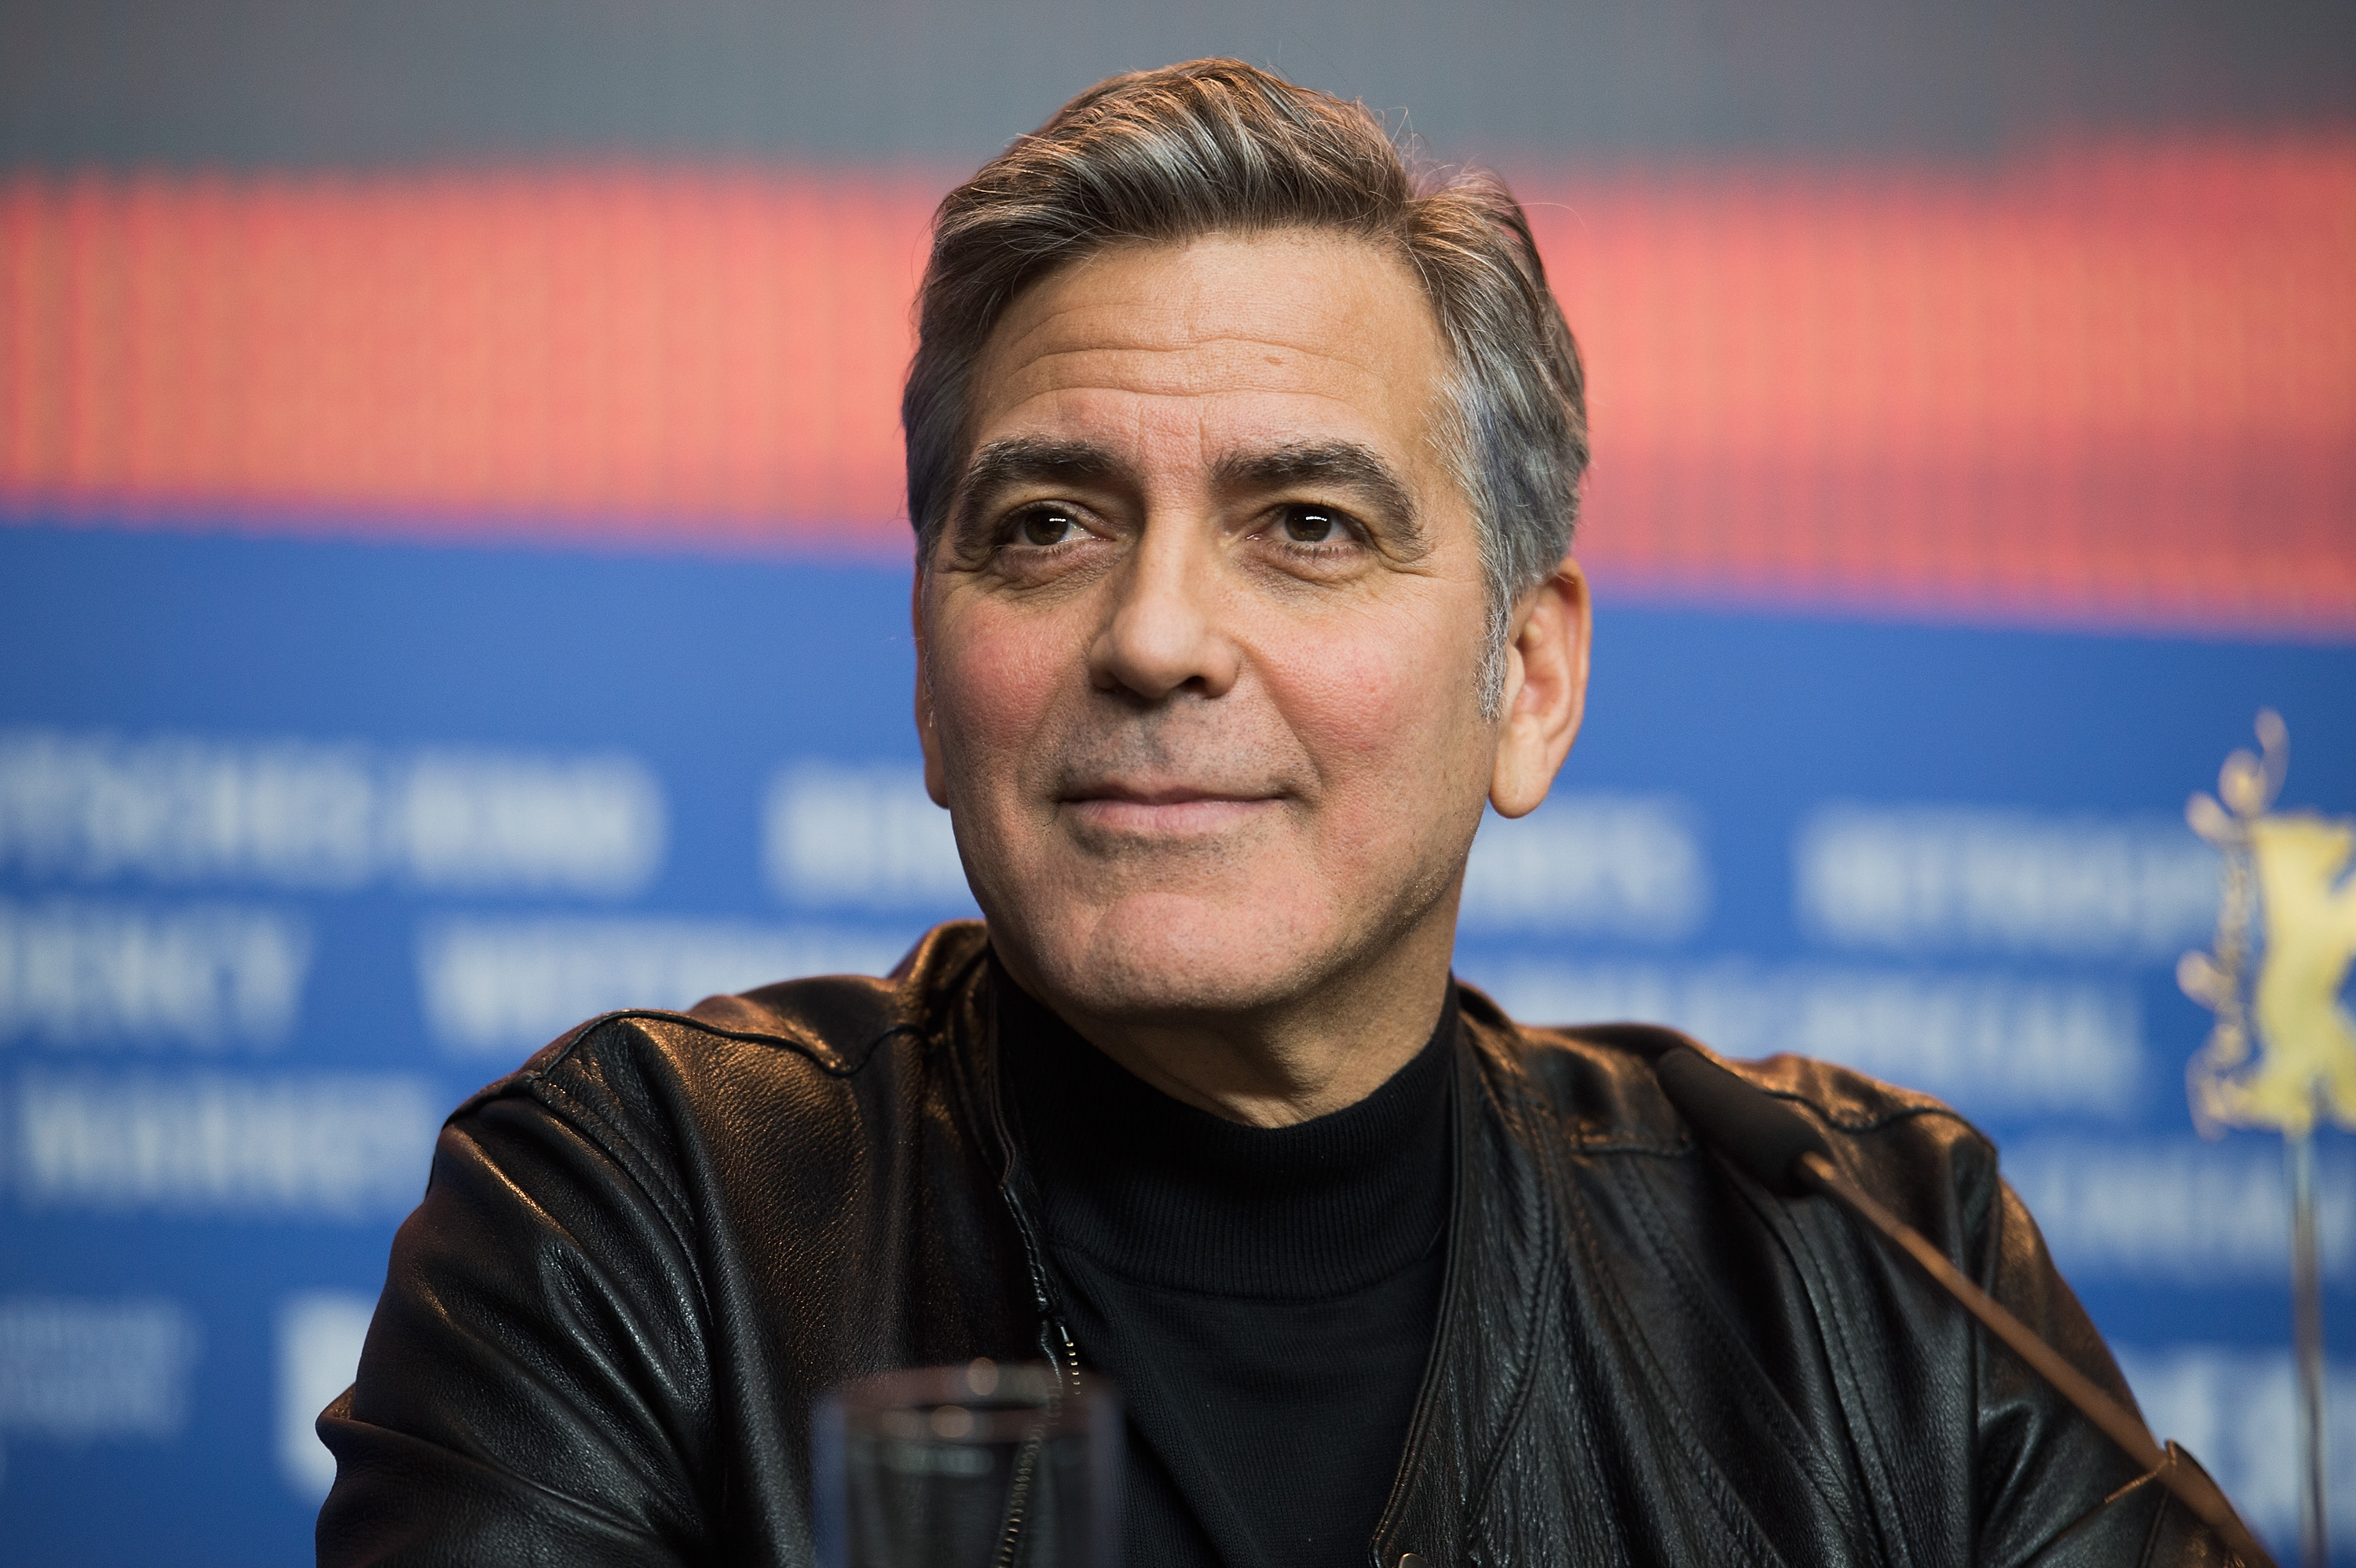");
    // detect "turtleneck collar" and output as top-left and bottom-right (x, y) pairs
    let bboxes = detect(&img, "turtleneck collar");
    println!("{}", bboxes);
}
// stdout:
(995, 958), (1458, 1301)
